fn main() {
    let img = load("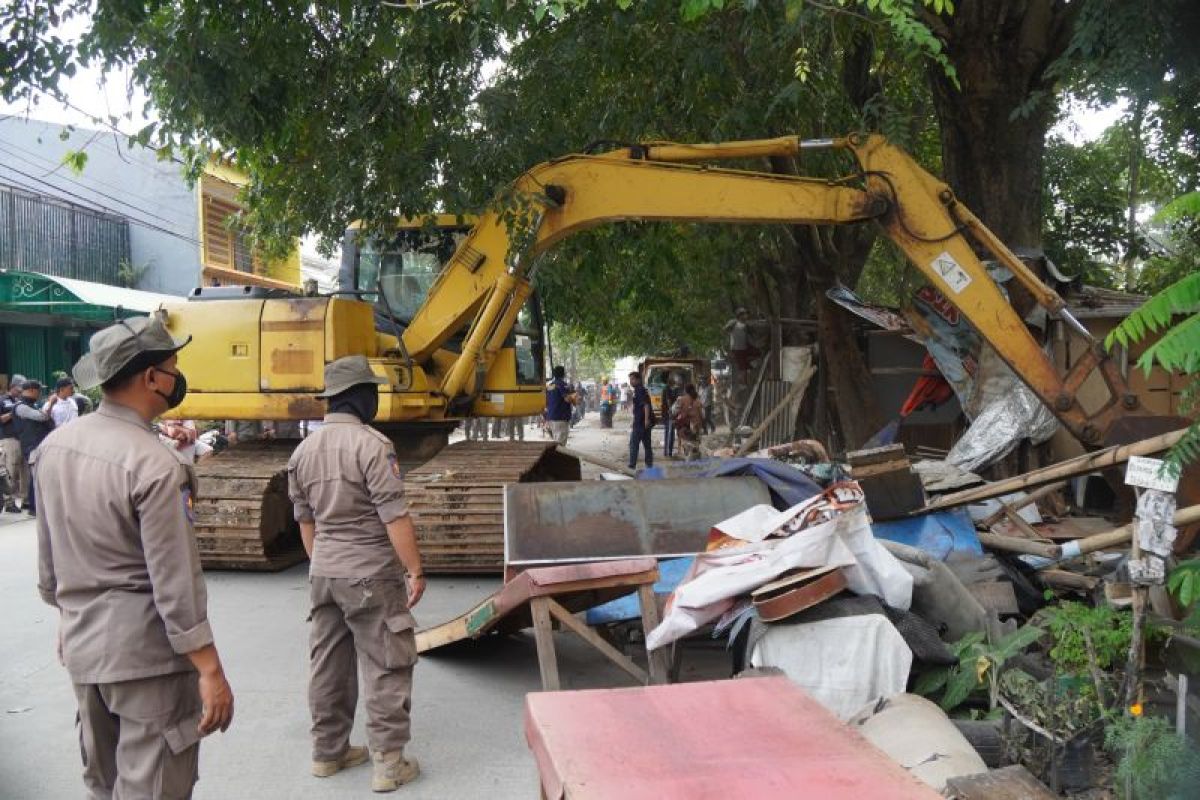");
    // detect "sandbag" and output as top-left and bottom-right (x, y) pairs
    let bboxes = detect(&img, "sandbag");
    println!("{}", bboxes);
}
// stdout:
(849, 693), (988, 792)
